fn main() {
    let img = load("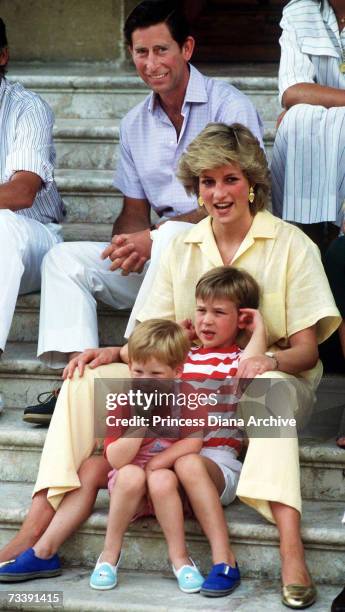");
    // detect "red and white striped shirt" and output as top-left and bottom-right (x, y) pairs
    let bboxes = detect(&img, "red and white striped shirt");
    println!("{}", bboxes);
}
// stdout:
(182, 345), (243, 455)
